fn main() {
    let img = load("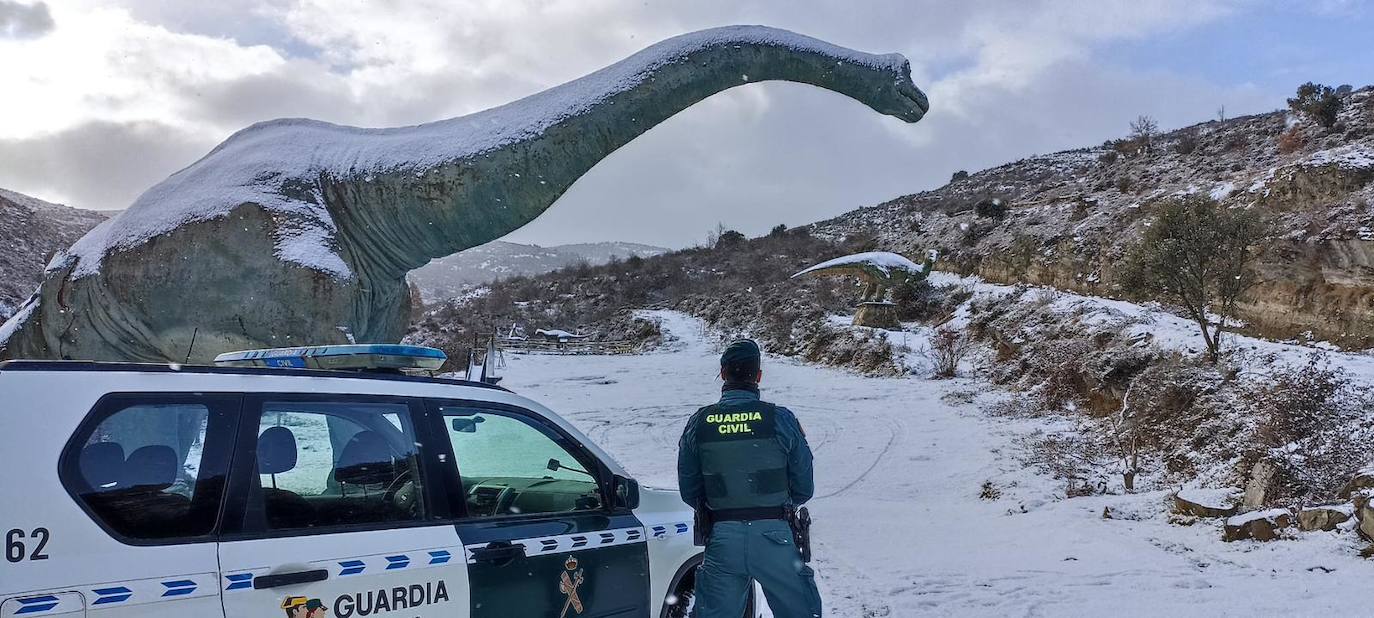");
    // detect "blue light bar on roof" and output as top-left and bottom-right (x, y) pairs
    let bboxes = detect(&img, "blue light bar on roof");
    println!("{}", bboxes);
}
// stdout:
(212, 344), (446, 371)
